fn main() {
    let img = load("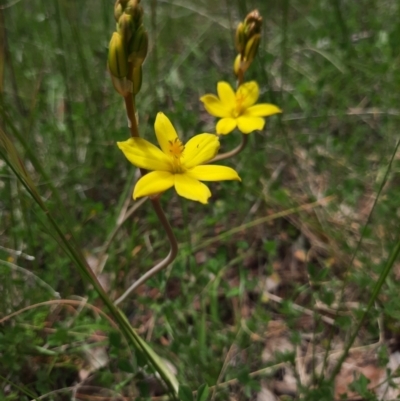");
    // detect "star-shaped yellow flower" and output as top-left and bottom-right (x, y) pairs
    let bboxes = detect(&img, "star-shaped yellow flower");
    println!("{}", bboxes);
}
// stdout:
(117, 113), (241, 204)
(200, 81), (282, 135)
